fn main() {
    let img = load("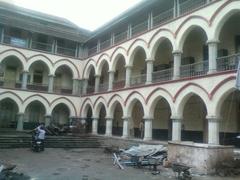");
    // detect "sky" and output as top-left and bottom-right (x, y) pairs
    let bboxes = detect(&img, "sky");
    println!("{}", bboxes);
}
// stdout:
(4, 0), (142, 31)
